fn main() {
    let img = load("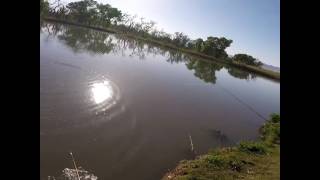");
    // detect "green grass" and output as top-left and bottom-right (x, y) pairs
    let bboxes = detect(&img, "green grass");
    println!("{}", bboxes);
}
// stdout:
(162, 114), (280, 180)
(43, 17), (280, 81)
(238, 141), (268, 155)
